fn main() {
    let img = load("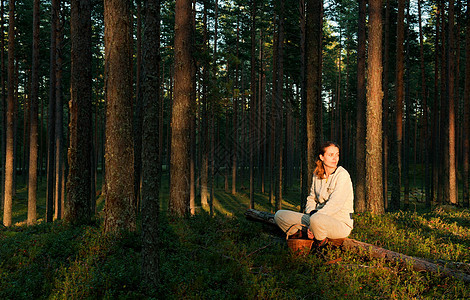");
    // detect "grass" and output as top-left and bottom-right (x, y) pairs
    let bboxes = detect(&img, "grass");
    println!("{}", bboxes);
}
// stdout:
(1, 174), (470, 299)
